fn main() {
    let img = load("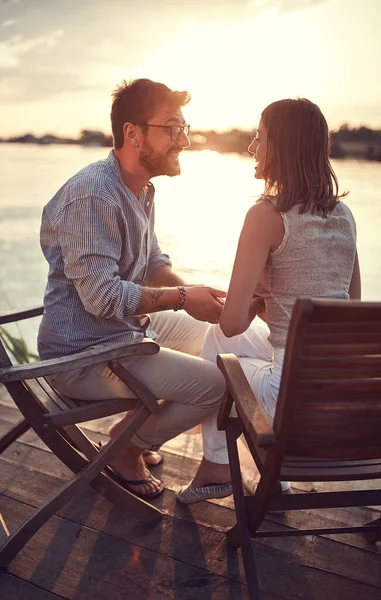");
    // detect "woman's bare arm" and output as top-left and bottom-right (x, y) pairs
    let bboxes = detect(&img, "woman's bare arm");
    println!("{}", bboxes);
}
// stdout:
(220, 200), (284, 337)
(348, 249), (361, 300)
